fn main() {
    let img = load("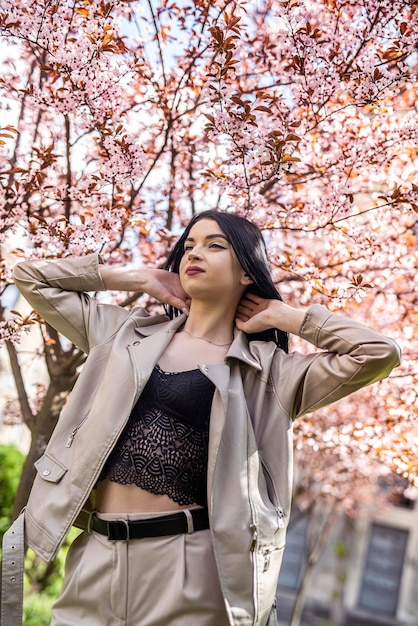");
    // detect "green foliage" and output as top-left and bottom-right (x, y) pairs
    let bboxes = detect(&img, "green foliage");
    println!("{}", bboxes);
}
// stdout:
(333, 541), (348, 558)
(23, 593), (53, 626)
(0, 444), (25, 541)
